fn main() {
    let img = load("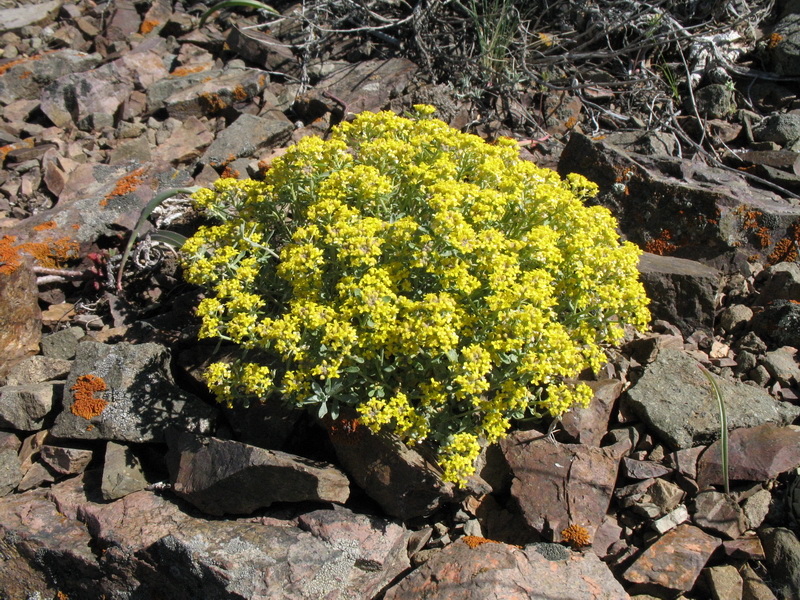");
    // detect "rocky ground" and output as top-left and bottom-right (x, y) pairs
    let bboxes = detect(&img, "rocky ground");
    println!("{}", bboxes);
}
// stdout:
(1, 0), (800, 599)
